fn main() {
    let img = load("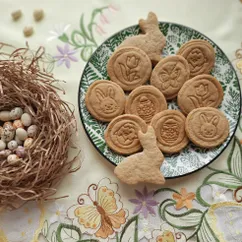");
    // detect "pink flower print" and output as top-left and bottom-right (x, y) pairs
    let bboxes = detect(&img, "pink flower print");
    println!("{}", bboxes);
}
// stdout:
(95, 24), (106, 35)
(54, 44), (78, 69)
(108, 4), (119, 11)
(100, 13), (109, 24)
